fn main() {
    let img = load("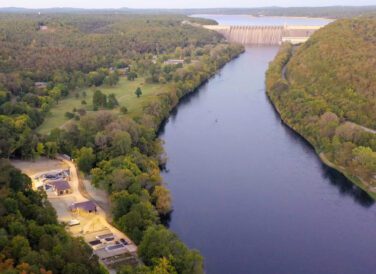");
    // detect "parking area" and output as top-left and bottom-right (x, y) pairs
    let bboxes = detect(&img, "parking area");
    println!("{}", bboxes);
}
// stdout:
(12, 157), (138, 270)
